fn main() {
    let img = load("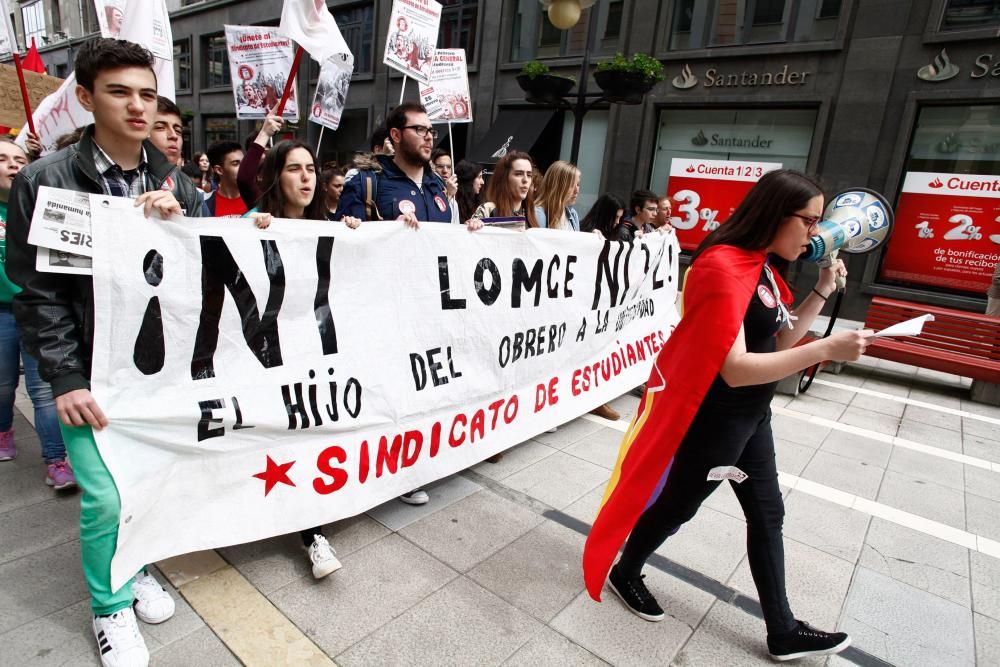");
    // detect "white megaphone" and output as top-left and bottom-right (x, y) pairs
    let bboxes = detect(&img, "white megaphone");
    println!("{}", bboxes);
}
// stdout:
(800, 188), (894, 289)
